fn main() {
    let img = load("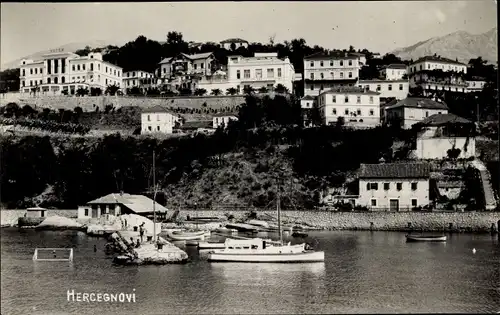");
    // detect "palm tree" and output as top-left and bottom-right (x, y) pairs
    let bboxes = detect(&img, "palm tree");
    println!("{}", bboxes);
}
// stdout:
(226, 87), (238, 95)
(31, 85), (40, 97)
(243, 86), (255, 95)
(211, 89), (222, 96)
(194, 88), (207, 96)
(105, 84), (120, 96)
